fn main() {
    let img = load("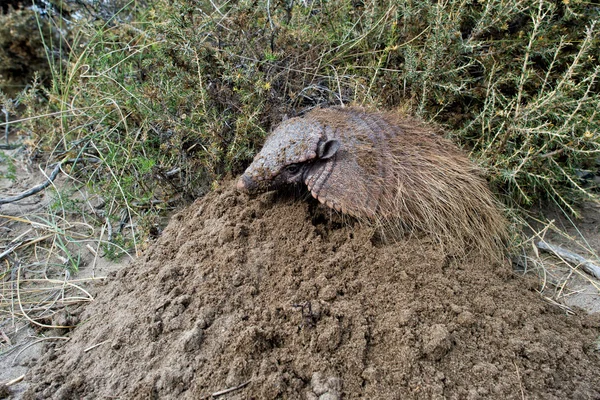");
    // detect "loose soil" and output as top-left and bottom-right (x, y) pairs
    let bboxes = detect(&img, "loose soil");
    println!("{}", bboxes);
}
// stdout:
(19, 184), (600, 399)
